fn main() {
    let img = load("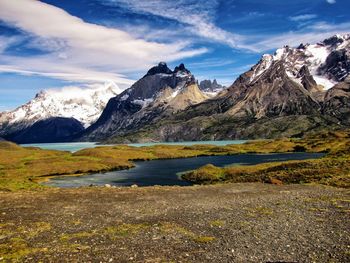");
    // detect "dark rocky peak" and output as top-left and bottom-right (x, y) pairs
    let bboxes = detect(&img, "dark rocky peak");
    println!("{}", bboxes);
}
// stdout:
(297, 65), (319, 93)
(114, 62), (195, 104)
(297, 43), (309, 50)
(318, 49), (350, 82)
(323, 34), (347, 47)
(144, 62), (172, 77)
(35, 90), (47, 99)
(199, 79), (224, 92)
(297, 65), (312, 78)
(174, 63), (191, 74)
